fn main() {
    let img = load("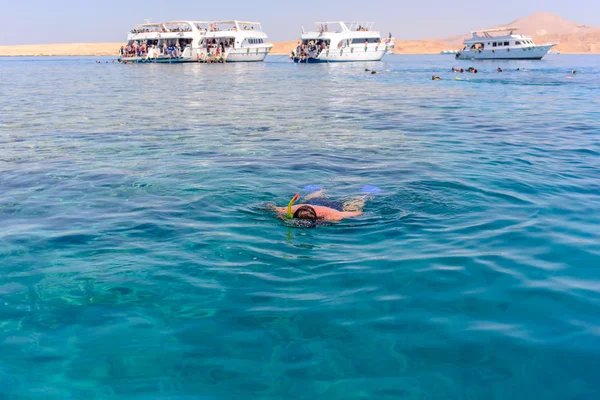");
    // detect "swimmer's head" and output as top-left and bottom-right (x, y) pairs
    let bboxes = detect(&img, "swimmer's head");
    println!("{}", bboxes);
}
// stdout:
(293, 205), (317, 220)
